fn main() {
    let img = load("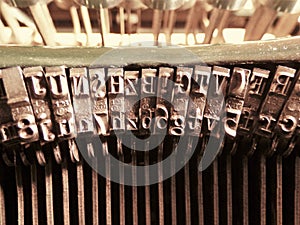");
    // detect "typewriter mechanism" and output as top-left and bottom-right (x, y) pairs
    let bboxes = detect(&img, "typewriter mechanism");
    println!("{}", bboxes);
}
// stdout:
(0, 0), (300, 225)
